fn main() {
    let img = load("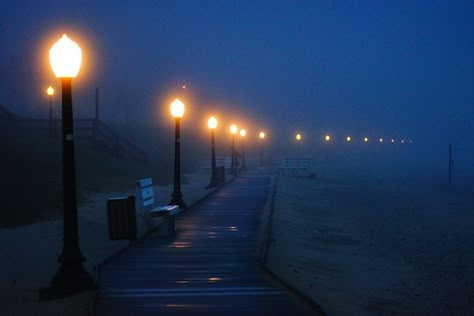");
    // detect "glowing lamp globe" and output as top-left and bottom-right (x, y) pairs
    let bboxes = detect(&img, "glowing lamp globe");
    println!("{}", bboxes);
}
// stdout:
(170, 98), (185, 118)
(46, 86), (54, 96)
(379, 138), (383, 143)
(364, 137), (368, 142)
(208, 116), (217, 129)
(240, 129), (246, 137)
(346, 136), (351, 142)
(49, 34), (82, 78)
(325, 135), (330, 141)
(296, 134), (302, 141)
(259, 132), (265, 139)
(230, 124), (238, 134)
